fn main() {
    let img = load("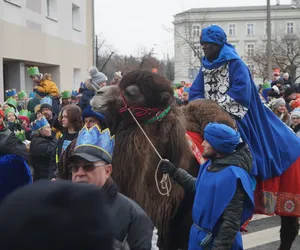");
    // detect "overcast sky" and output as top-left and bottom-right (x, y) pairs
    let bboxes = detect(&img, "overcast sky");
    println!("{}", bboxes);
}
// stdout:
(94, 0), (292, 58)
